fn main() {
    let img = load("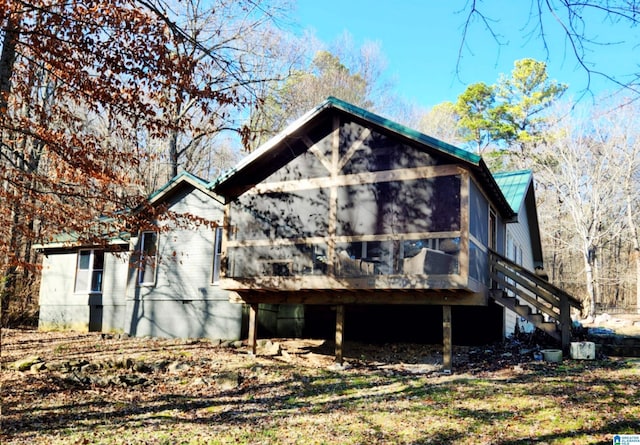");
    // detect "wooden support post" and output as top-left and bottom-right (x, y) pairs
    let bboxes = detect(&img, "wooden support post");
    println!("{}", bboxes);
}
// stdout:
(248, 304), (258, 356)
(560, 295), (571, 353)
(335, 304), (344, 365)
(442, 305), (452, 373)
